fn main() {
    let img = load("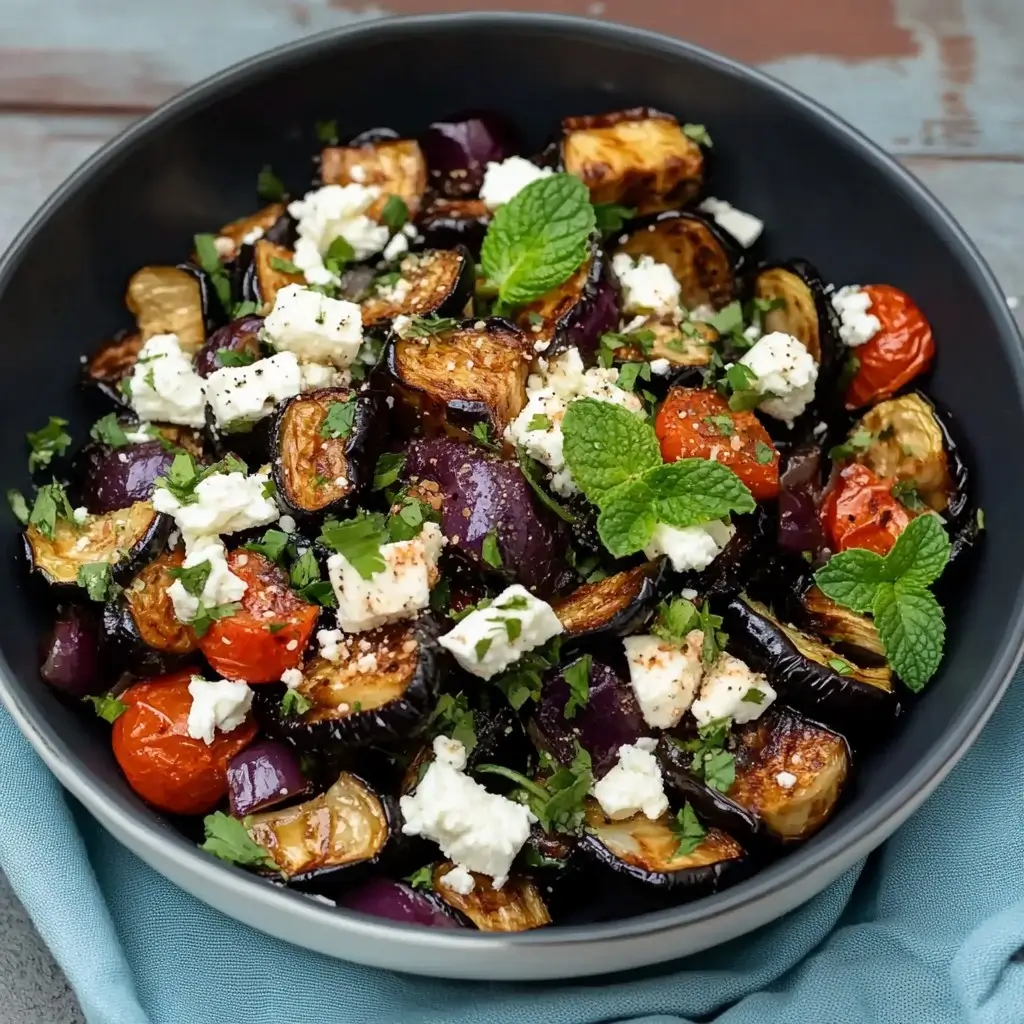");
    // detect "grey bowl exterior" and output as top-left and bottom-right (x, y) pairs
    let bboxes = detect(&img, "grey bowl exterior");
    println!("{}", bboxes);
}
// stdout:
(1, 13), (1023, 980)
